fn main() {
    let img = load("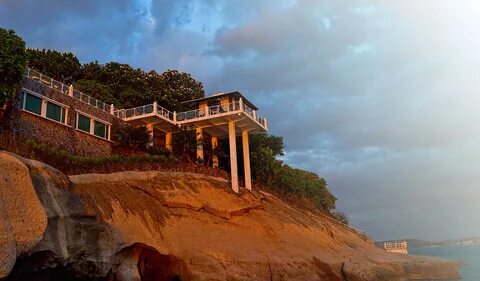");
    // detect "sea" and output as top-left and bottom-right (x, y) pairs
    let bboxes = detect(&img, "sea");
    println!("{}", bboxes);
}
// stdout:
(409, 245), (480, 281)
